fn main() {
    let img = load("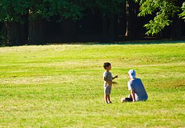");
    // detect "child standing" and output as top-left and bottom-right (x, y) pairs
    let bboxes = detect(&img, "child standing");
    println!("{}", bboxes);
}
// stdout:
(103, 62), (118, 104)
